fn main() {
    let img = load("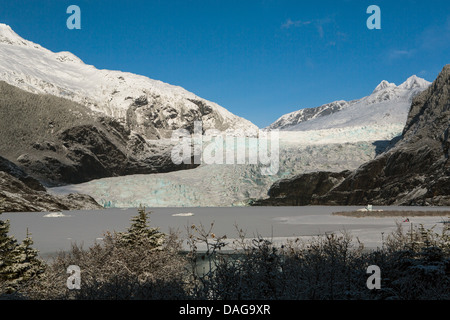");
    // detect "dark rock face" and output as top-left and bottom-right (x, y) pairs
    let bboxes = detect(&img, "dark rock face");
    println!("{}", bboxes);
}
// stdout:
(16, 119), (198, 186)
(0, 156), (45, 191)
(254, 65), (450, 206)
(252, 171), (351, 206)
(0, 171), (102, 212)
(0, 82), (198, 187)
(0, 156), (101, 212)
